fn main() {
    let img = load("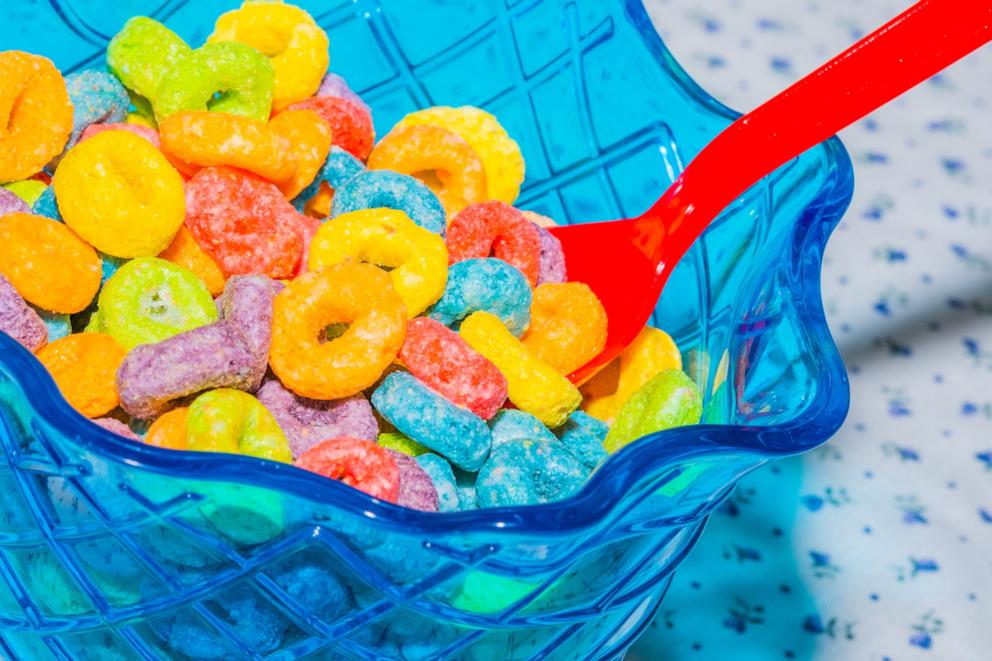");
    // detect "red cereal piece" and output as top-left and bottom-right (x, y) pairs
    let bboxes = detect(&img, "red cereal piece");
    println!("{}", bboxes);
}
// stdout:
(284, 96), (375, 160)
(80, 123), (160, 148)
(295, 436), (400, 502)
(445, 201), (541, 286)
(184, 167), (303, 279)
(398, 317), (507, 420)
